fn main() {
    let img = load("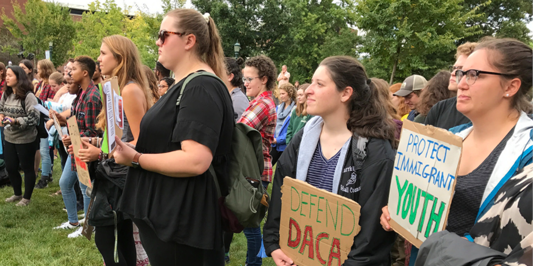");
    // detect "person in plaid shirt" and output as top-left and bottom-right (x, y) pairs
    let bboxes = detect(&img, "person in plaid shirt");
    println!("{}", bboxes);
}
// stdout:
(51, 56), (101, 238)
(34, 59), (58, 189)
(236, 55), (277, 266)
